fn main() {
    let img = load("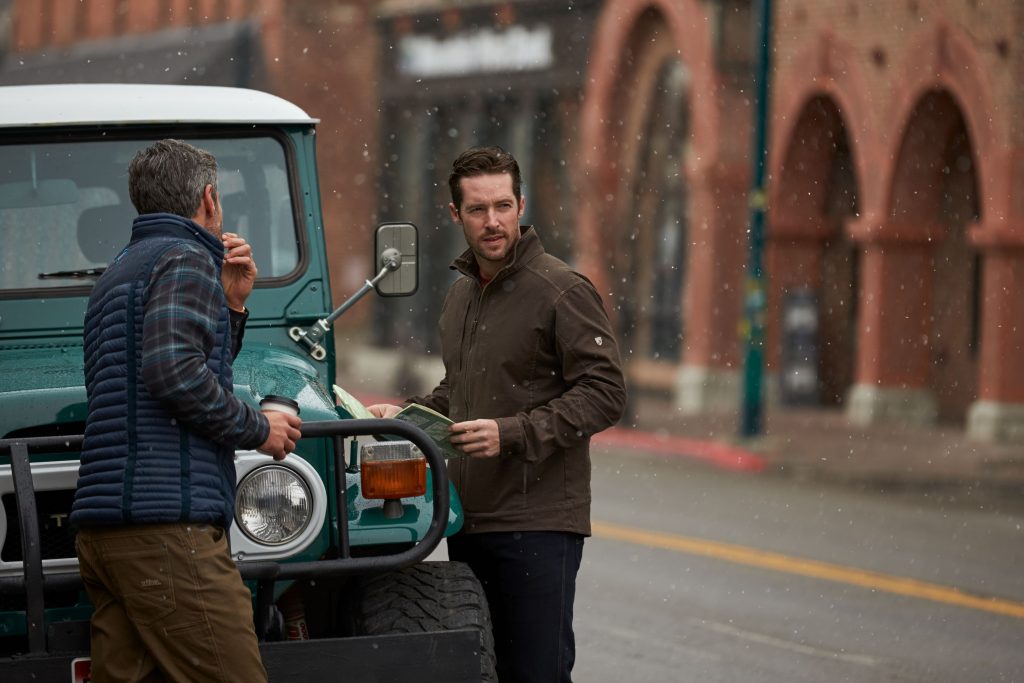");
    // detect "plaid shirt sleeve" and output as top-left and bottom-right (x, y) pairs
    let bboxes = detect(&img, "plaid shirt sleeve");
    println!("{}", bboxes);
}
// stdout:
(140, 244), (269, 451)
